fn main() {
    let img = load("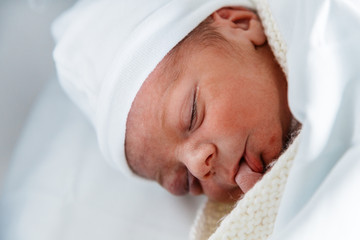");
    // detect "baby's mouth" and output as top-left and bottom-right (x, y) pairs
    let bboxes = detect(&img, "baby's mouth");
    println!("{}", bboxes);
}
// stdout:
(243, 150), (264, 174)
